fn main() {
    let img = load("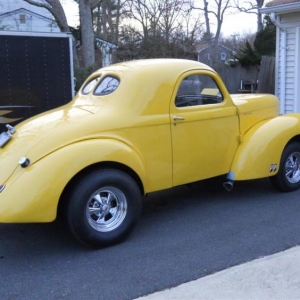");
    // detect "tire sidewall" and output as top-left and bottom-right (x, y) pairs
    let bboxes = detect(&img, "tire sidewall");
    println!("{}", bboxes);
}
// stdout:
(67, 169), (142, 247)
(272, 142), (300, 192)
